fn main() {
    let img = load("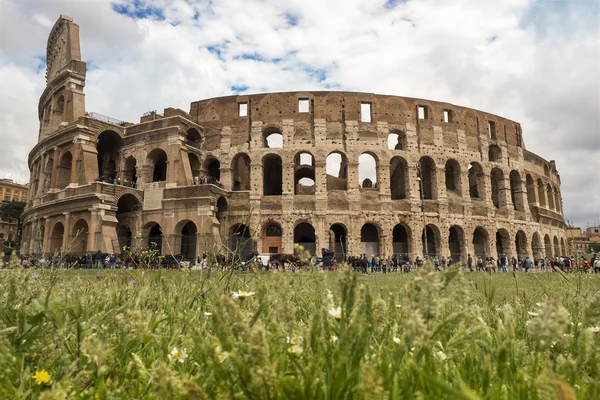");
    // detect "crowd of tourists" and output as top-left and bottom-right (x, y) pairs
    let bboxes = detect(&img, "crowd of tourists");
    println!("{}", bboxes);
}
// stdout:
(193, 175), (223, 188)
(94, 176), (137, 188)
